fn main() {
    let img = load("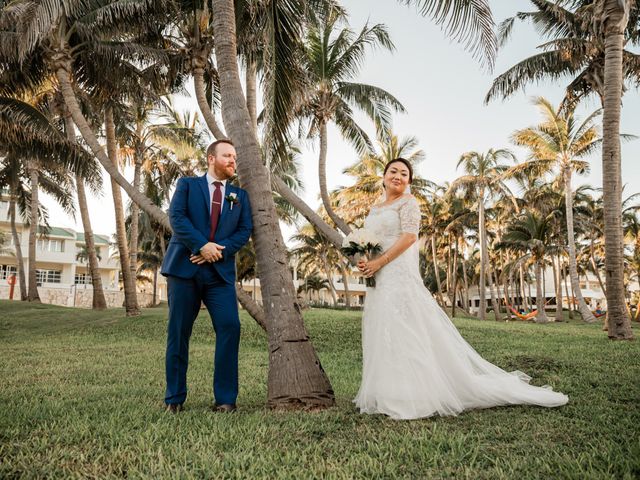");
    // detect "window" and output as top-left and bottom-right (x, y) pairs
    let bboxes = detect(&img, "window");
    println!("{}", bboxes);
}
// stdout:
(74, 273), (92, 285)
(37, 239), (65, 253)
(0, 264), (17, 280)
(36, 269), (62, 284)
